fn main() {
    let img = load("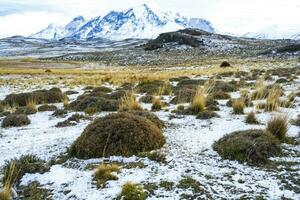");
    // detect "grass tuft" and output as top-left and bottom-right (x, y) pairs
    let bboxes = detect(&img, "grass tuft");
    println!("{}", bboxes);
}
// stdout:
(267, 115), (289, 141)
(151, 98), (163, 111)
(93, 164), (120, 188)
(245, 112), (259, 124)
(232, 98), (244, 114)
(116, 182), (147, 200)
(118, 91), (143, 112)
